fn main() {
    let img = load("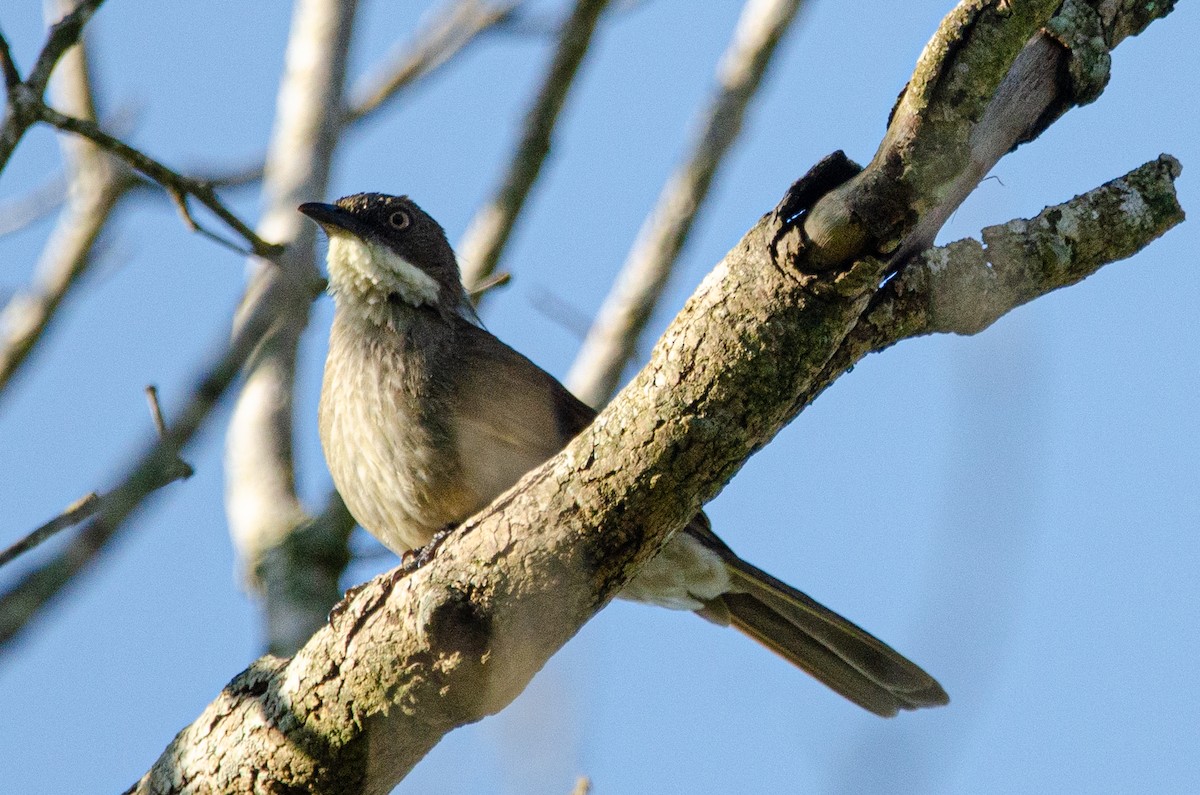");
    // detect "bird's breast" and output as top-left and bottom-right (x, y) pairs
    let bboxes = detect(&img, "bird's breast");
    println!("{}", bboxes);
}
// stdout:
(319, 316), (475, 554)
